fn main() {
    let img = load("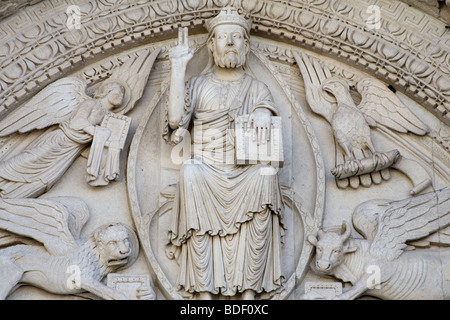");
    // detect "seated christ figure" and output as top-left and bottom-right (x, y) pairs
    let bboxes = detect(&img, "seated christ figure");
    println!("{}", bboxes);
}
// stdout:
(165, 7), (285, 300)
